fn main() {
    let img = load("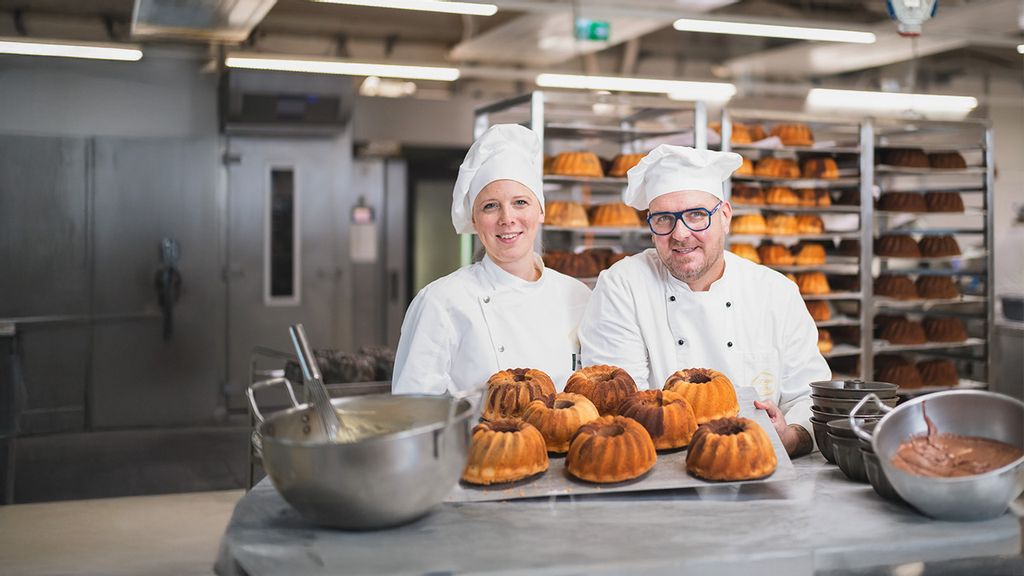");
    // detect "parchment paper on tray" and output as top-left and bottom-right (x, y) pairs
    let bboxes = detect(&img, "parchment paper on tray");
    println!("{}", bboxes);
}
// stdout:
(446, 388), (796, 503)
